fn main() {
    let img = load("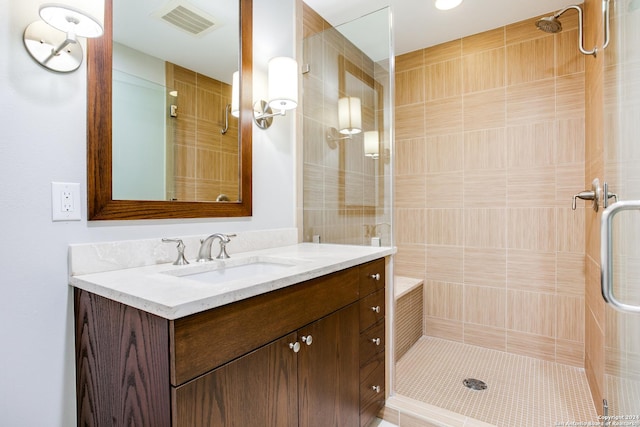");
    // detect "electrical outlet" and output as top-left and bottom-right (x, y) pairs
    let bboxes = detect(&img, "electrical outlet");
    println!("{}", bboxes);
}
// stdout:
(52, 182), (81, 221)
